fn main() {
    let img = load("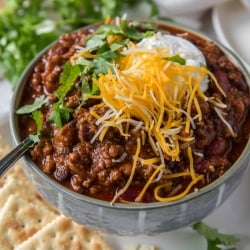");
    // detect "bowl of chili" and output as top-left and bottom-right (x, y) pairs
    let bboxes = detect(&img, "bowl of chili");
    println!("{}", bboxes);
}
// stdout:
(10, 18), (250, 235)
